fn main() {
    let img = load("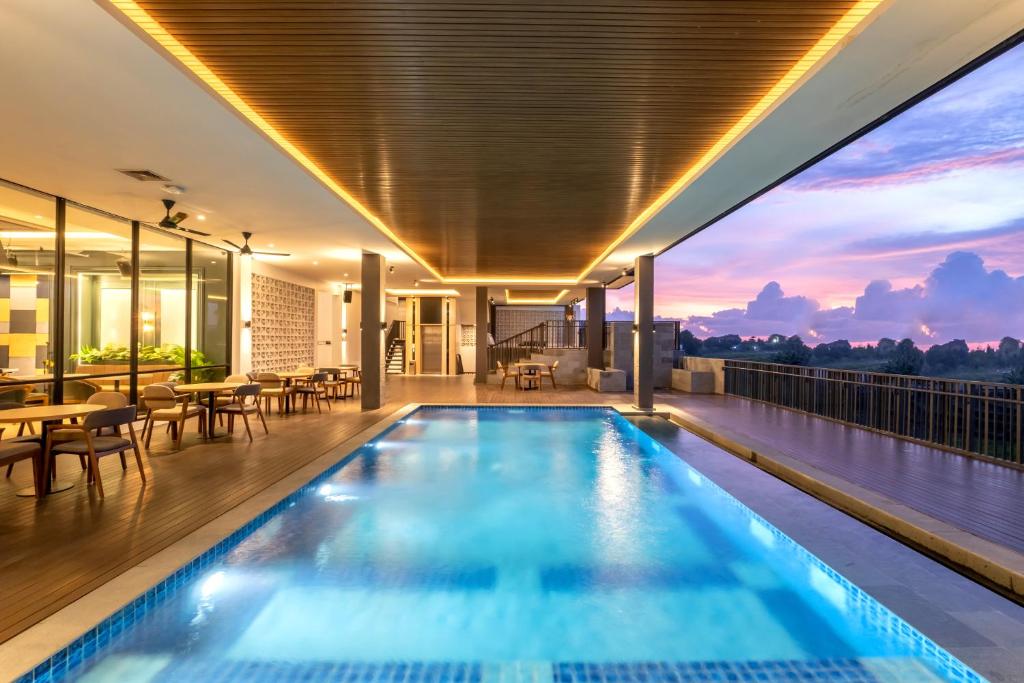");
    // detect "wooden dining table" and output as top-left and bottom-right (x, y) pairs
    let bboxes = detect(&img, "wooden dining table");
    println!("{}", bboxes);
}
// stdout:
(514, 361), (549, 390)
(276, 371), (313, 412)
(174, 382), (243, 439)
(0, 403), (106, 496)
